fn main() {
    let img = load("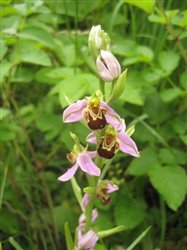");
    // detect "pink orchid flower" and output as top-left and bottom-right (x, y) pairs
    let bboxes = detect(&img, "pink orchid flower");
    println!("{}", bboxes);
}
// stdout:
(82, 181), (119, 206)
(87, 122), (139, 159)
(63, 98), (123, 131)
(58, 151), (100, 182)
